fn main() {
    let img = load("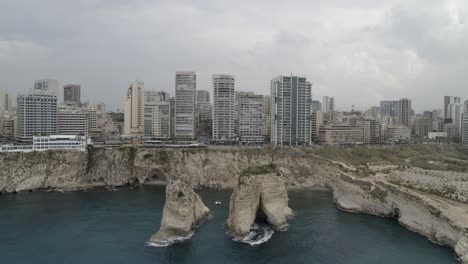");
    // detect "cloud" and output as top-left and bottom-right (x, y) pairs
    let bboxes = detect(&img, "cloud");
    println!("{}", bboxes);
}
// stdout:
(0, 0), (467, 112)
